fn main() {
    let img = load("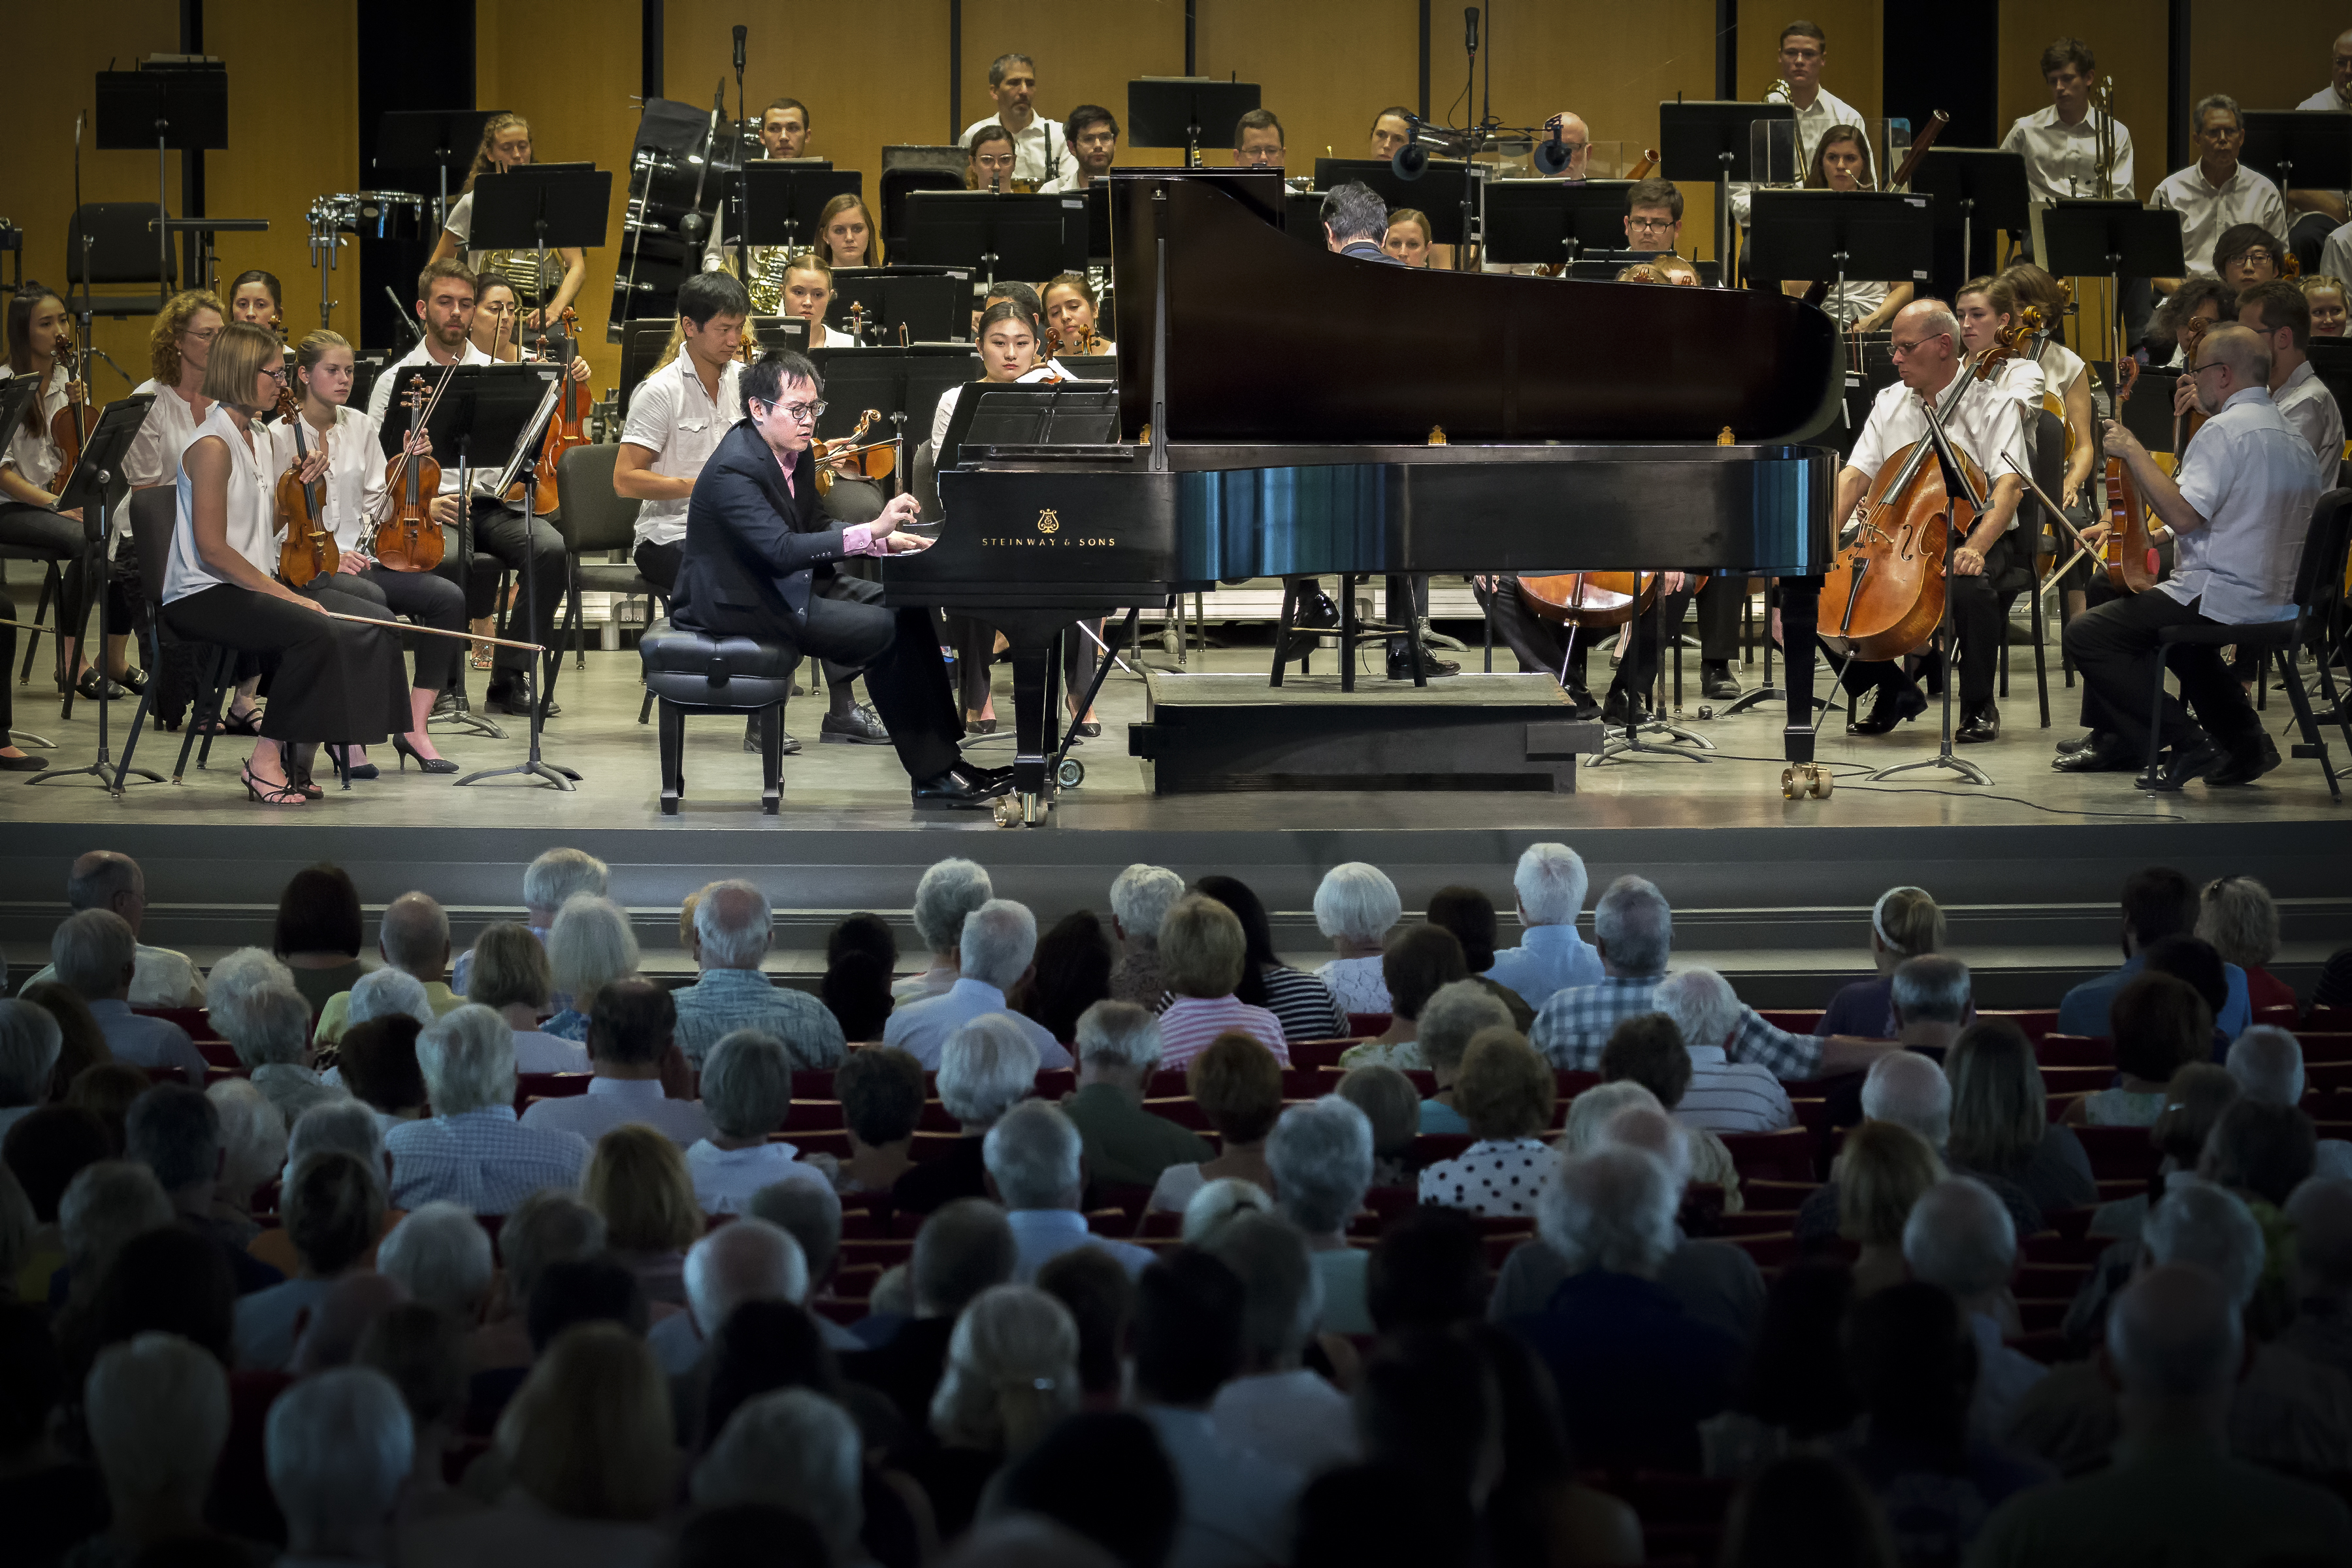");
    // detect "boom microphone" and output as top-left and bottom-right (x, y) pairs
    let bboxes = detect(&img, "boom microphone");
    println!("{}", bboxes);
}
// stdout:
(732, 25), (747, 72)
